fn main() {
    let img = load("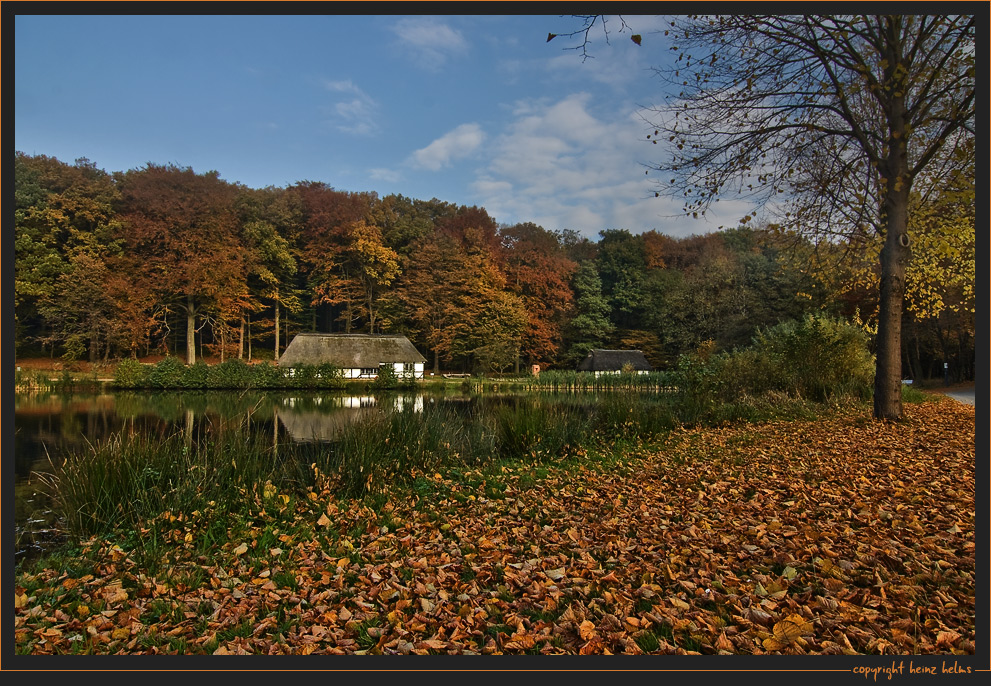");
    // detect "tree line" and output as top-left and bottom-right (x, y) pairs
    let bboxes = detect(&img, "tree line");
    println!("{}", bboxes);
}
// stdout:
(13, 152), (974, 382)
